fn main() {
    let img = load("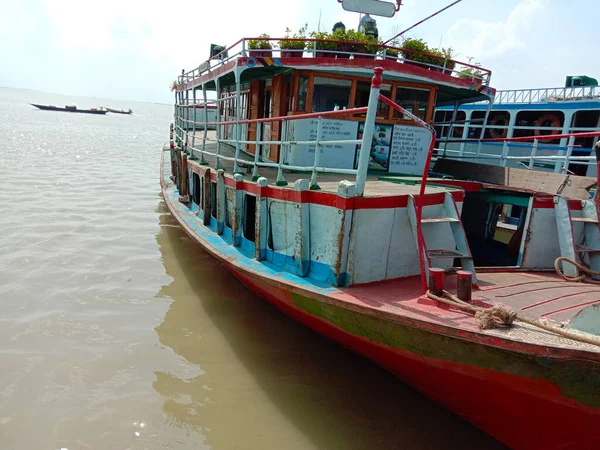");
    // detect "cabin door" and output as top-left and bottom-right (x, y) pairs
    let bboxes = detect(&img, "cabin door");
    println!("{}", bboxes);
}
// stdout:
(261, 88), (272, 160)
